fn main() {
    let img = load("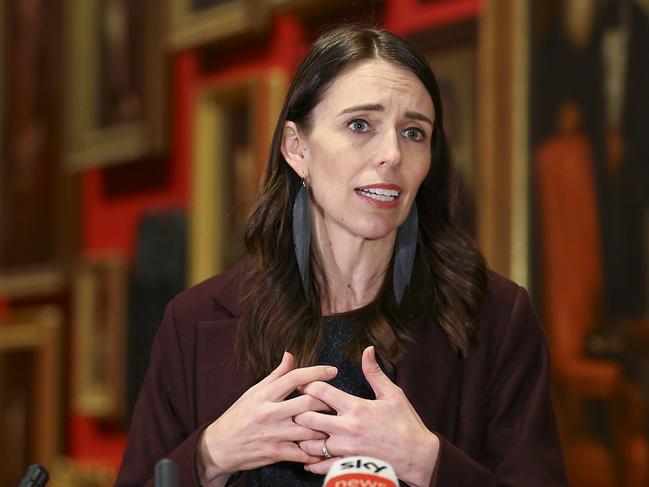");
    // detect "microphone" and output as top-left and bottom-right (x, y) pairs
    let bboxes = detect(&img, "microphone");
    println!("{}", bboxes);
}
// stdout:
(17, 464), (49, 487)
(323, 456), (398, 487)
(155, 458), (177, 487)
